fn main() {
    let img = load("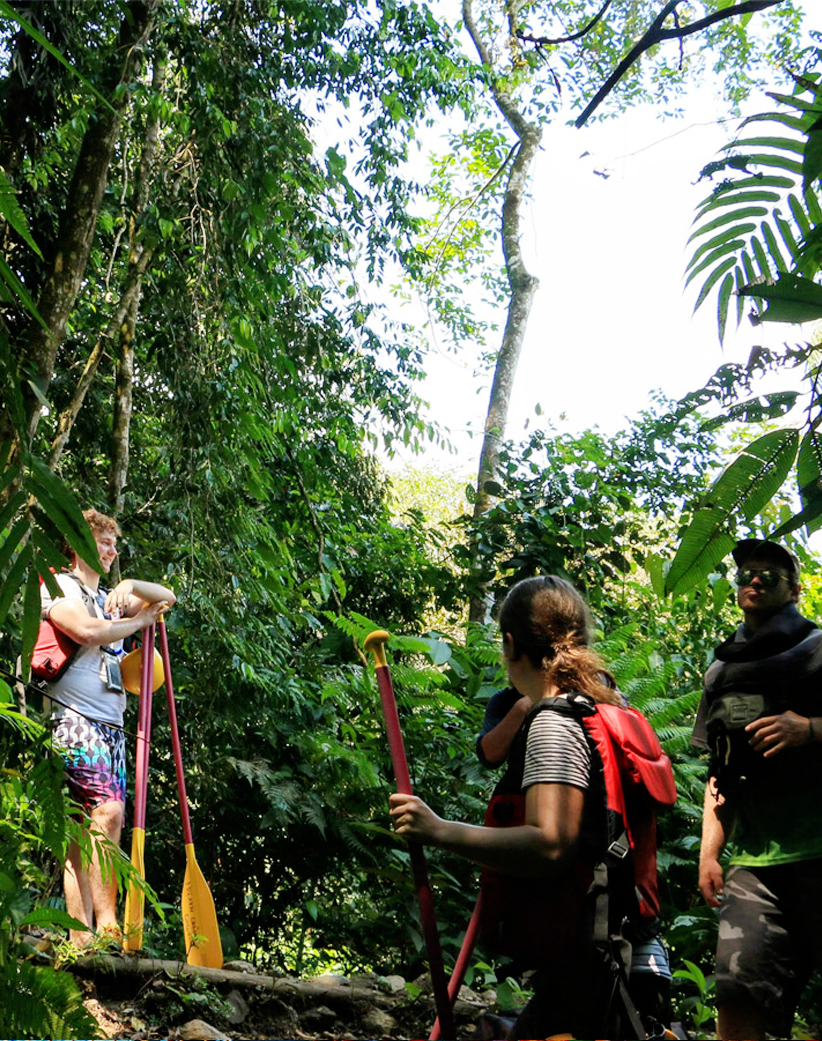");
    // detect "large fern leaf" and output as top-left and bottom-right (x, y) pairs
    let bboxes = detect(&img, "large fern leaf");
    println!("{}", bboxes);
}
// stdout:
(687, 72), (822, 342)
(665, 428), (799, 595)
(0, 959), (97, 1039)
